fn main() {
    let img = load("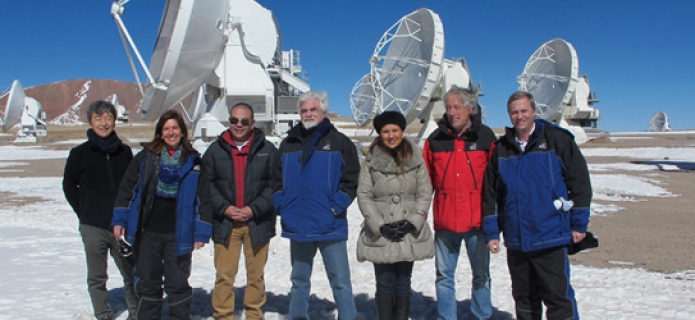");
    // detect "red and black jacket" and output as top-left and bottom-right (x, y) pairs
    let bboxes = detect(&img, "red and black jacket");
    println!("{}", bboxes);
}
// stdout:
(423, 114), (496, 233)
